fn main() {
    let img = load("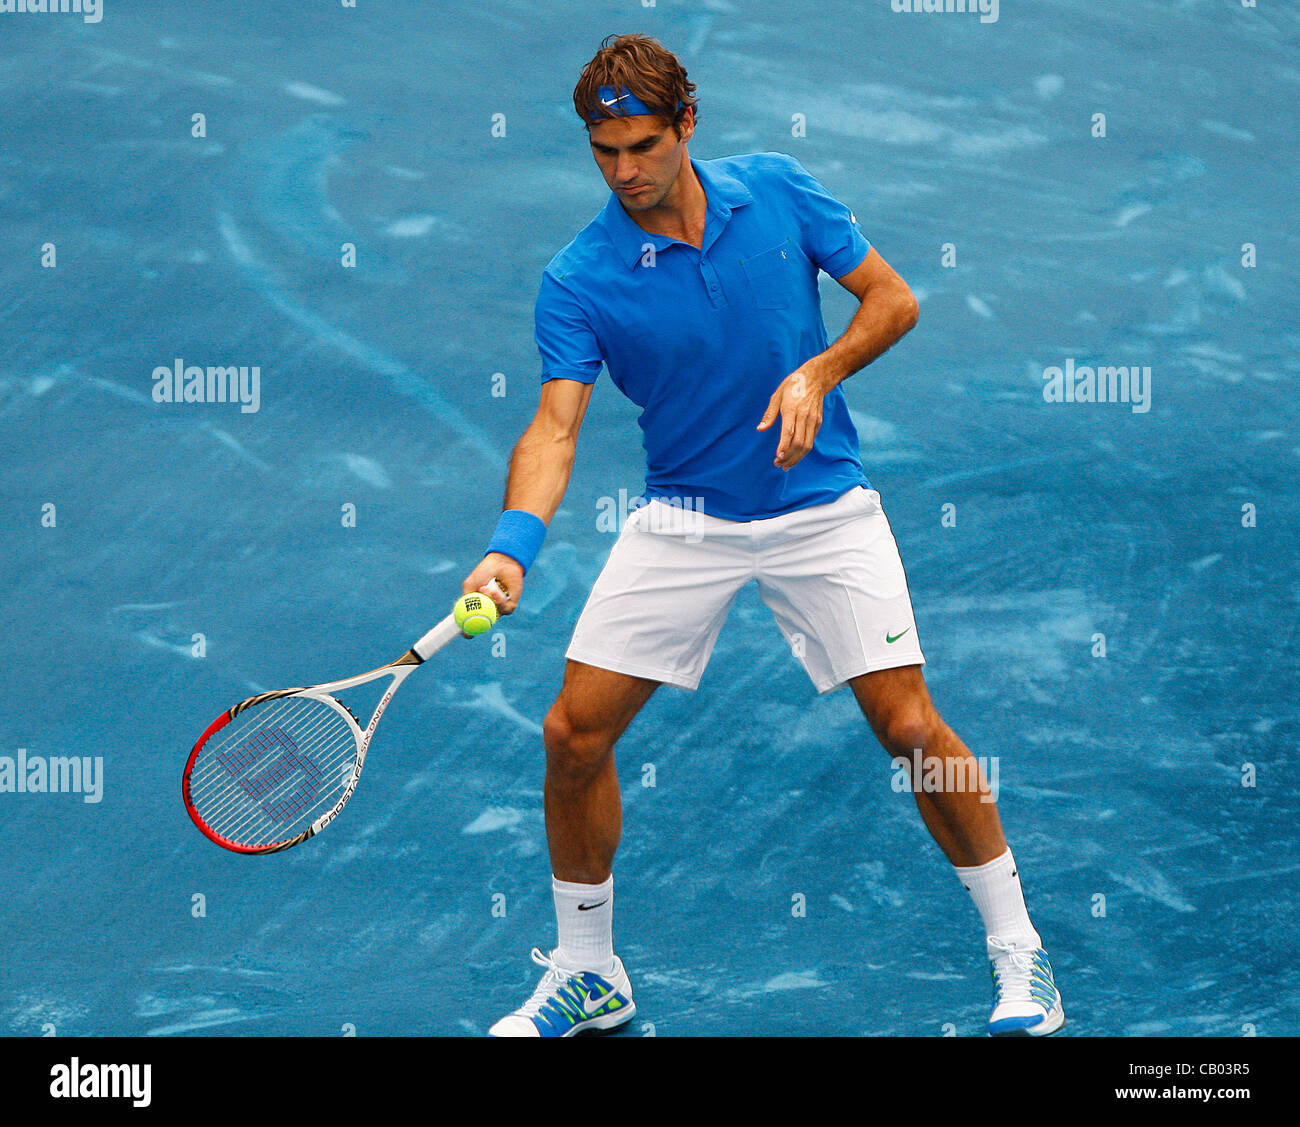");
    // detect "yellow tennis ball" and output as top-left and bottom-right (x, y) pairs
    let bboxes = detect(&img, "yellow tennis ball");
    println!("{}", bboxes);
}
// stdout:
(454, 592), (498, 636)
